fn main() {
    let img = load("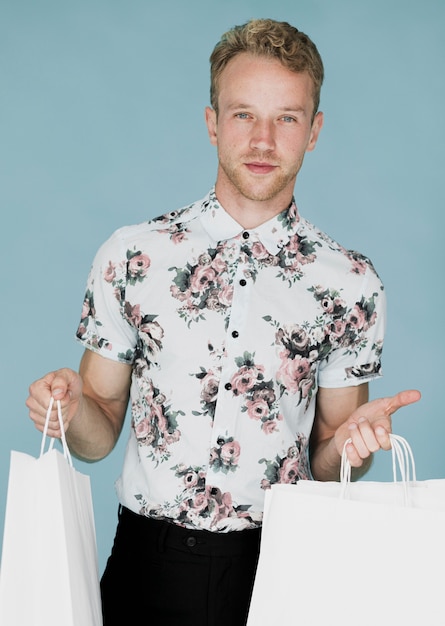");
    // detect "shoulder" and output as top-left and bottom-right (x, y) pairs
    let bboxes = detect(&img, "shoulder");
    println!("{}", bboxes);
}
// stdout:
(94, 194), (209, 261)
(298, 216), (383, 285)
